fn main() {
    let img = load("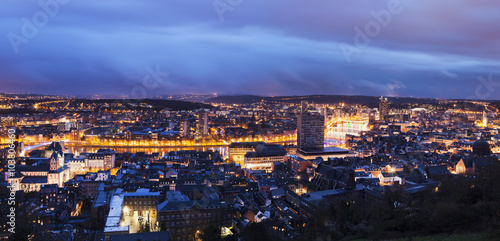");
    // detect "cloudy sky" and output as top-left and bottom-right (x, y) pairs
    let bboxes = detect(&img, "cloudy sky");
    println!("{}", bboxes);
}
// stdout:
(1, 0), (499, 99)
